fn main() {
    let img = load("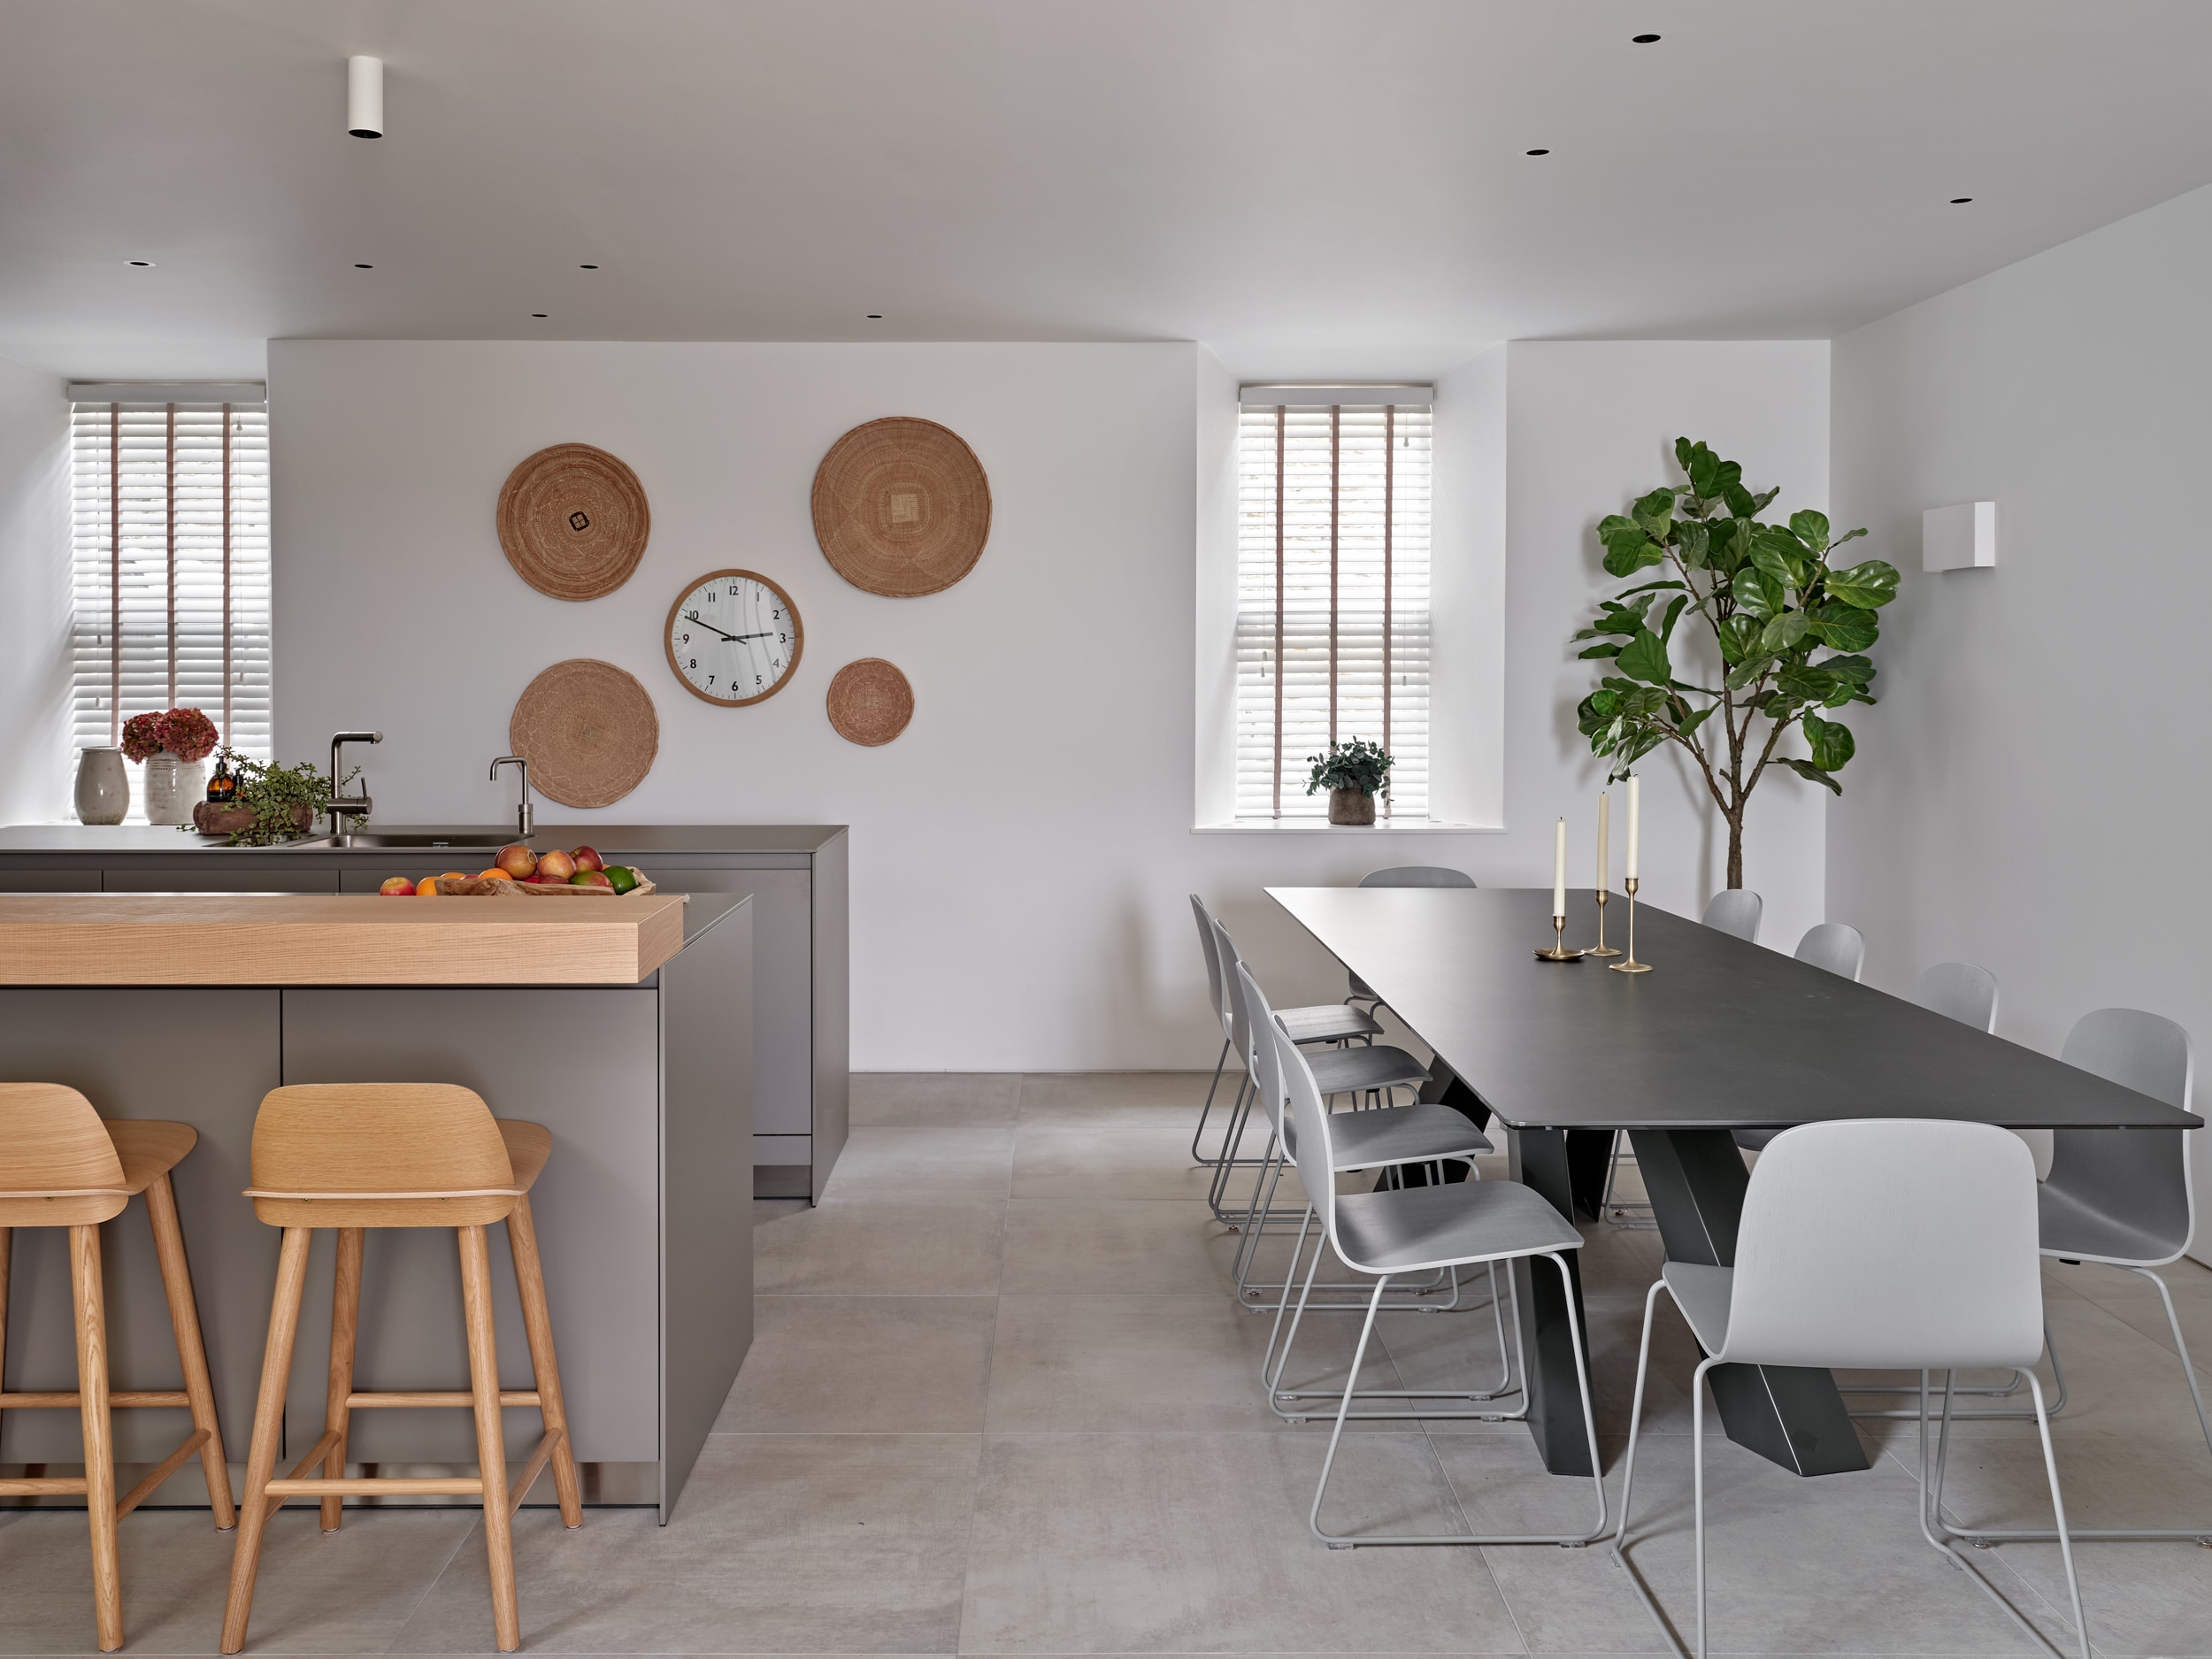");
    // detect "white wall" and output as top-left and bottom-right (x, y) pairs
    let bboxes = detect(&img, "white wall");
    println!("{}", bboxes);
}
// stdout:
(1502, 341), (1834, 953)
(1830, 181), (2212, 1253)
(0, 355), (72, 827)
(269, 337), (1830, 1070)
